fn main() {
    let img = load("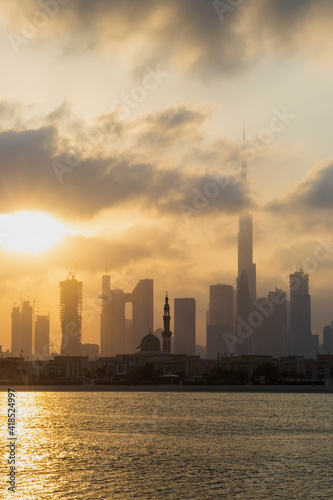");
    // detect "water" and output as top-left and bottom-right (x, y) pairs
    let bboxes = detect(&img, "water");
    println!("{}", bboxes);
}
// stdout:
(0, 391), (332, 499)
